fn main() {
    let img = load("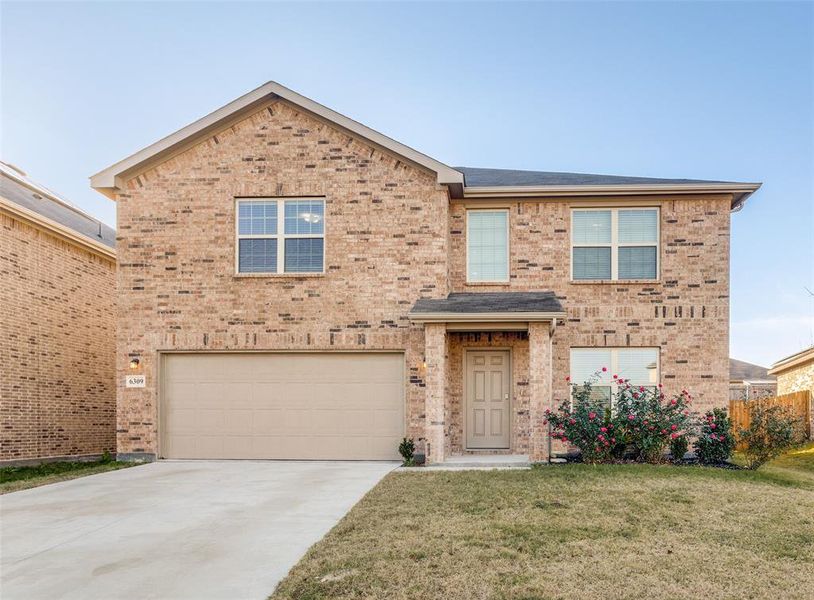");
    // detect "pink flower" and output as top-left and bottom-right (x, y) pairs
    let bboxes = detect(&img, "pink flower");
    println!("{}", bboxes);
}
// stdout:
(568, 418), (576, 425)
(628, 414), (635, 421)
(639, 386), (645, 392)
(671, 433), (678, 439)
(670, 399), (677, 405)
(611, 437), (616, 443)
(600, 427), (607, 433)
(588, 412), (596, 420)
(661, 429), (668, 434)
(710, 423), (716, 429)
(562, 437), (568, 443)
(602, 367), (608, 372)
(612, 374), (618, 379)
(671, 424), (677, 431)
(658, 383), (663, 388)
(633, 393), (639, 399)
(565, 376), (571, 382)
